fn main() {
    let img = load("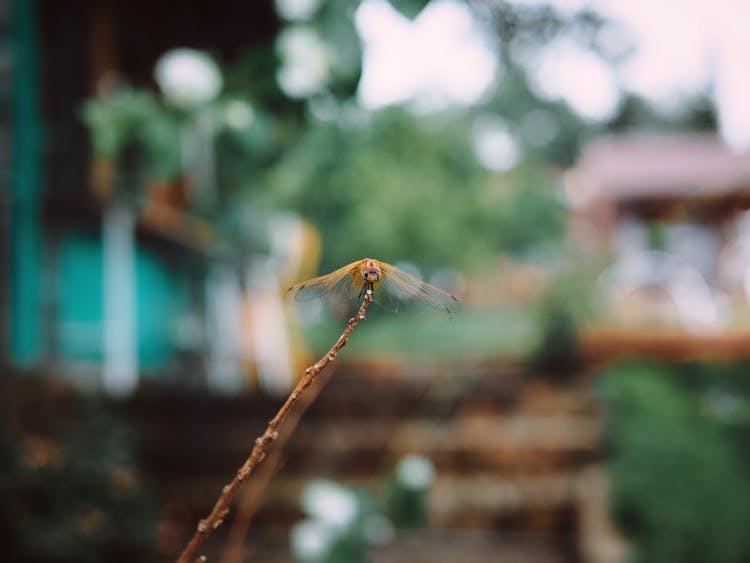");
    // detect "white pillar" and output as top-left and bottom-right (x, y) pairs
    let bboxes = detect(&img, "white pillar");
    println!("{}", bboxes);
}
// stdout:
(102, 203), (138, 397)
(247, 259), (294, 395)
(206, 265), (243, 393)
